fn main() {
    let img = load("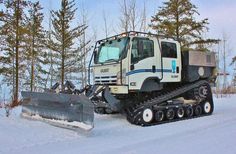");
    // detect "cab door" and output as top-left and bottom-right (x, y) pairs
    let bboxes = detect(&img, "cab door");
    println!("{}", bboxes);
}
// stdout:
(127, 37), (156, 90)
(160, 41), (181, 82)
